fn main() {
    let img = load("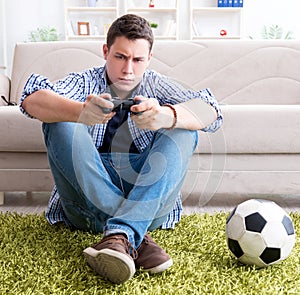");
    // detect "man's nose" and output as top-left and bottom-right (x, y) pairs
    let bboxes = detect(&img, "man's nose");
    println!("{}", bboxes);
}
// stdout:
(123, 60), (133, 74)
